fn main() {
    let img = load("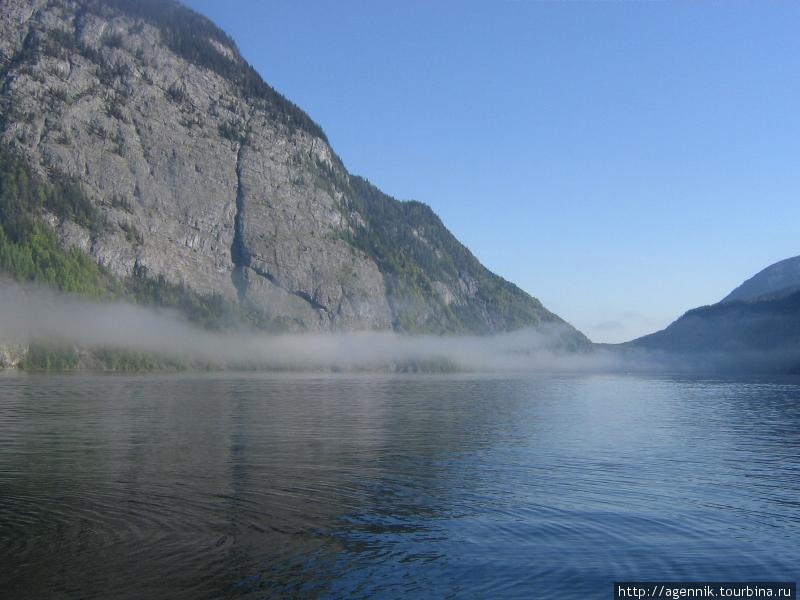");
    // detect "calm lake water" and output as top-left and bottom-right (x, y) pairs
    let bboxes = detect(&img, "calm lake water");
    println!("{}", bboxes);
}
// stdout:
(1, 373), (798, 599)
